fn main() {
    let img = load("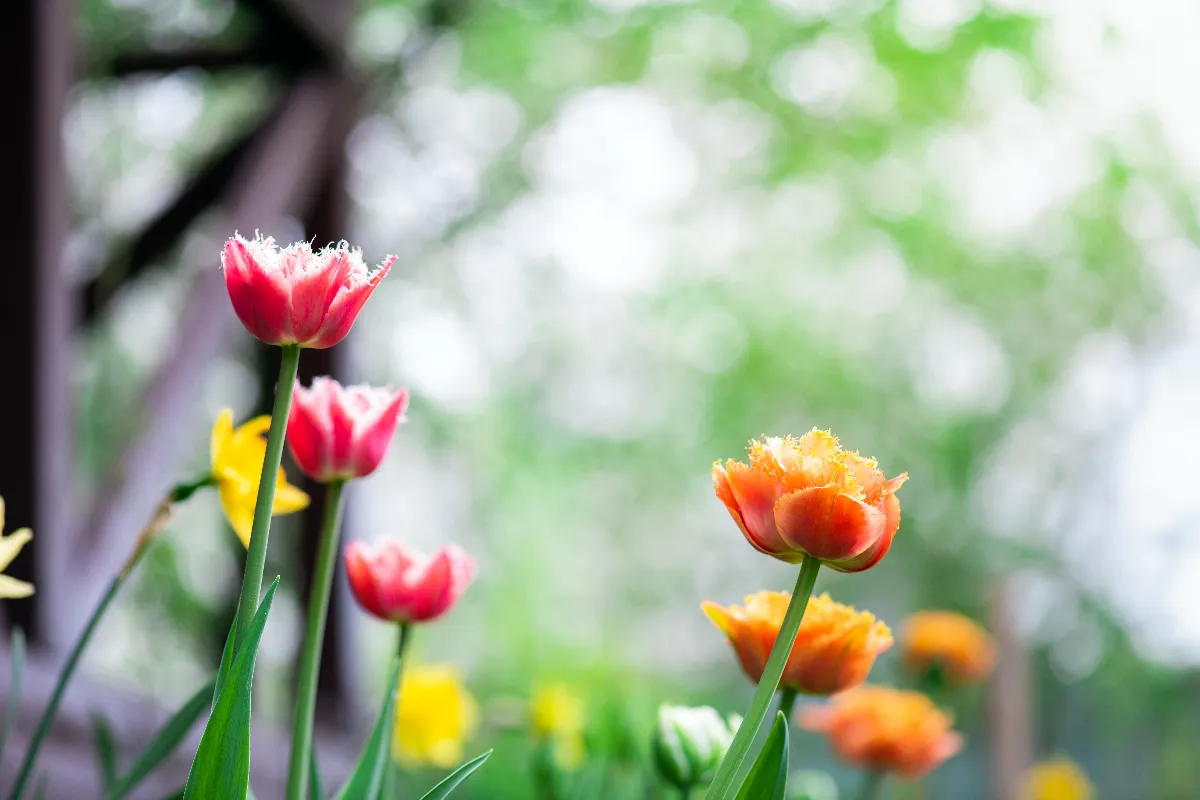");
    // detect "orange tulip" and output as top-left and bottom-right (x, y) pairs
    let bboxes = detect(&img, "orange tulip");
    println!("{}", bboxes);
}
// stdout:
(703, 592), (892, 695)
(801, 686), (962, 779)
(713, 430), (907, 571)
(901, 611), (996, 686)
